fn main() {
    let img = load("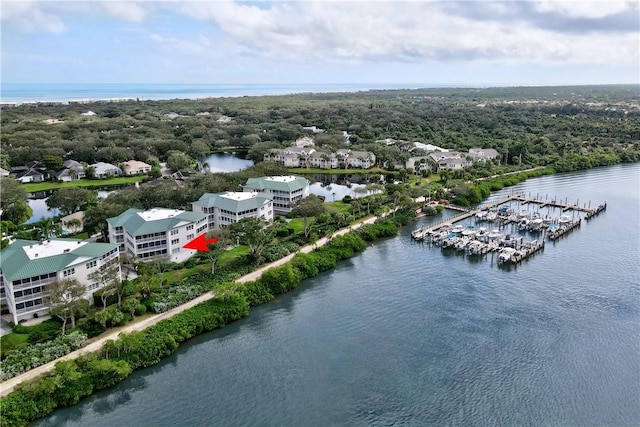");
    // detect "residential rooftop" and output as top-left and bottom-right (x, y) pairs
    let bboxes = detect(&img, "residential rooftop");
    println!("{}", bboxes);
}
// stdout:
(22, 239), (88, 261)
(0, 239), (118, 281)
(138, 208), (185, 222)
